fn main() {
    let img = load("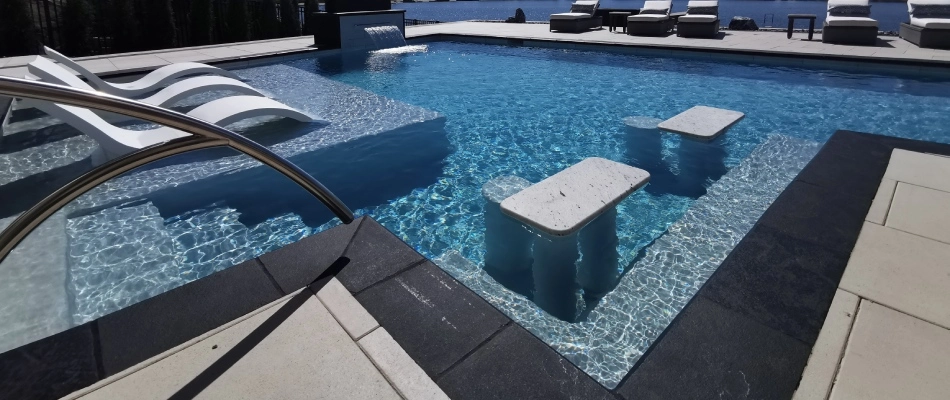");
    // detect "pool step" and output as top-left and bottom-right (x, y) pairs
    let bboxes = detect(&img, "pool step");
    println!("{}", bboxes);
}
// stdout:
(434, 134), (823, 389)
(0, 212), (71, 354)
(65, 202), (312, 325)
